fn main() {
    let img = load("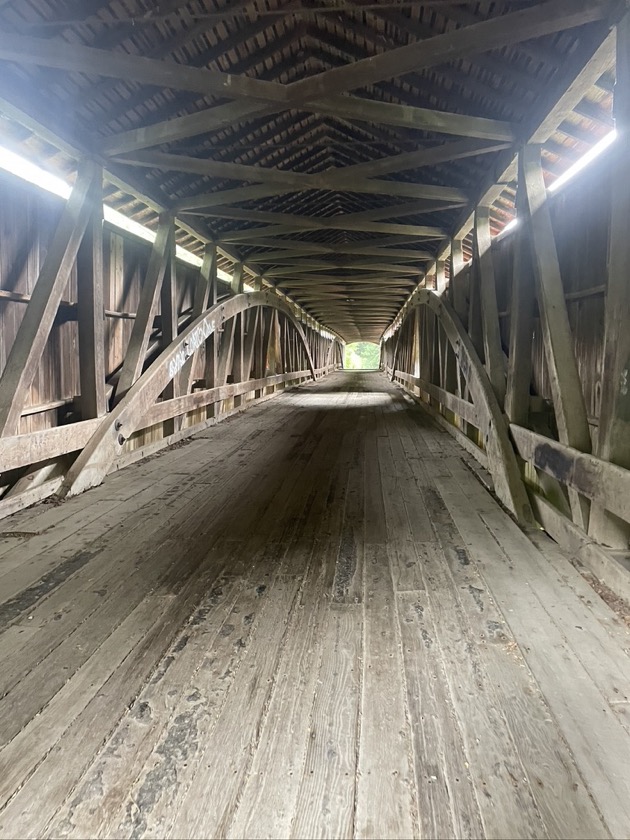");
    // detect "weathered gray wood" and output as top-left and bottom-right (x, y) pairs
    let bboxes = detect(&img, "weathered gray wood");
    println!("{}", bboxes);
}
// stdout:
(291, 604), (361, 839)
(103, 100), (279, 155)
(76, 170), (107, 420)
(0, 160), (100, 436)
(434, 475), (630, 839)
(289, 0), (613, 100)
(589, 12), (630, 549)
(474, 206), (506, 406)
(394, 371), (478, 427)
(510, 423), (630, 527)
(108, 98), (512, 155)
(115, 214), (173, 403)
(177, 169), (467, 208)
(180, 244), (216, 395)
(356, 544), (417, 838)
(431, 479), (612, 839)
(504, 155), (534, 426)
(446, 23), (616, 259)
(0, 31), (285, 103)
(160, 220), (180, 431)
(397, 588), (484, 840)
(521, 144), (592, 529)
(391, 293), (533, 524)
(0, 420), (101, 473)
(1, 372), (628, 840)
